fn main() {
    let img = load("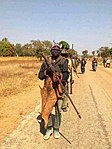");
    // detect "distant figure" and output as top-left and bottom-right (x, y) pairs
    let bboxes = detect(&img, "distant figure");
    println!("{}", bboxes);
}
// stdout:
(103, 58), (107, 67)
(92, 57), (97, 71)
(80, 58), (86, 73)
(106, 58), (110, 68)
(72, 56), (80, 68)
